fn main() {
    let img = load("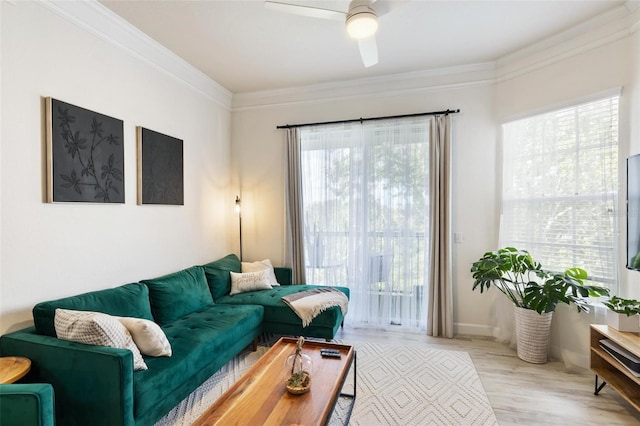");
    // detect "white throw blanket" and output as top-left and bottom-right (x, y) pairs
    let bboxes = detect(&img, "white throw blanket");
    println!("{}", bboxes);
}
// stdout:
(281, 288), (348, 327)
